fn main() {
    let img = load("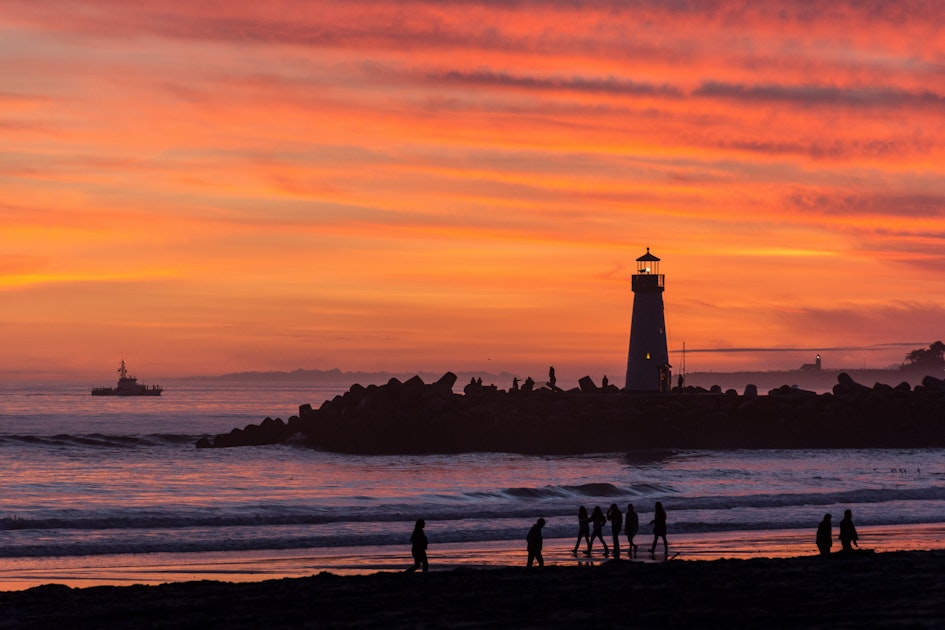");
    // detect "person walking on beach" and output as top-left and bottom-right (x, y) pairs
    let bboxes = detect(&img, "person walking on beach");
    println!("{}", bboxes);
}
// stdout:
(607, 503), (623, 559)
(816, 513), (832, 556)
(625, 504), (640, 555)
(587, 506), (609, 556)
(405, 518), (429, 572)
(526, 518), (546, 567)
(649, 501), (668, 555)
(839, 509), (859, 552)
(572, 506), (590, 555)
